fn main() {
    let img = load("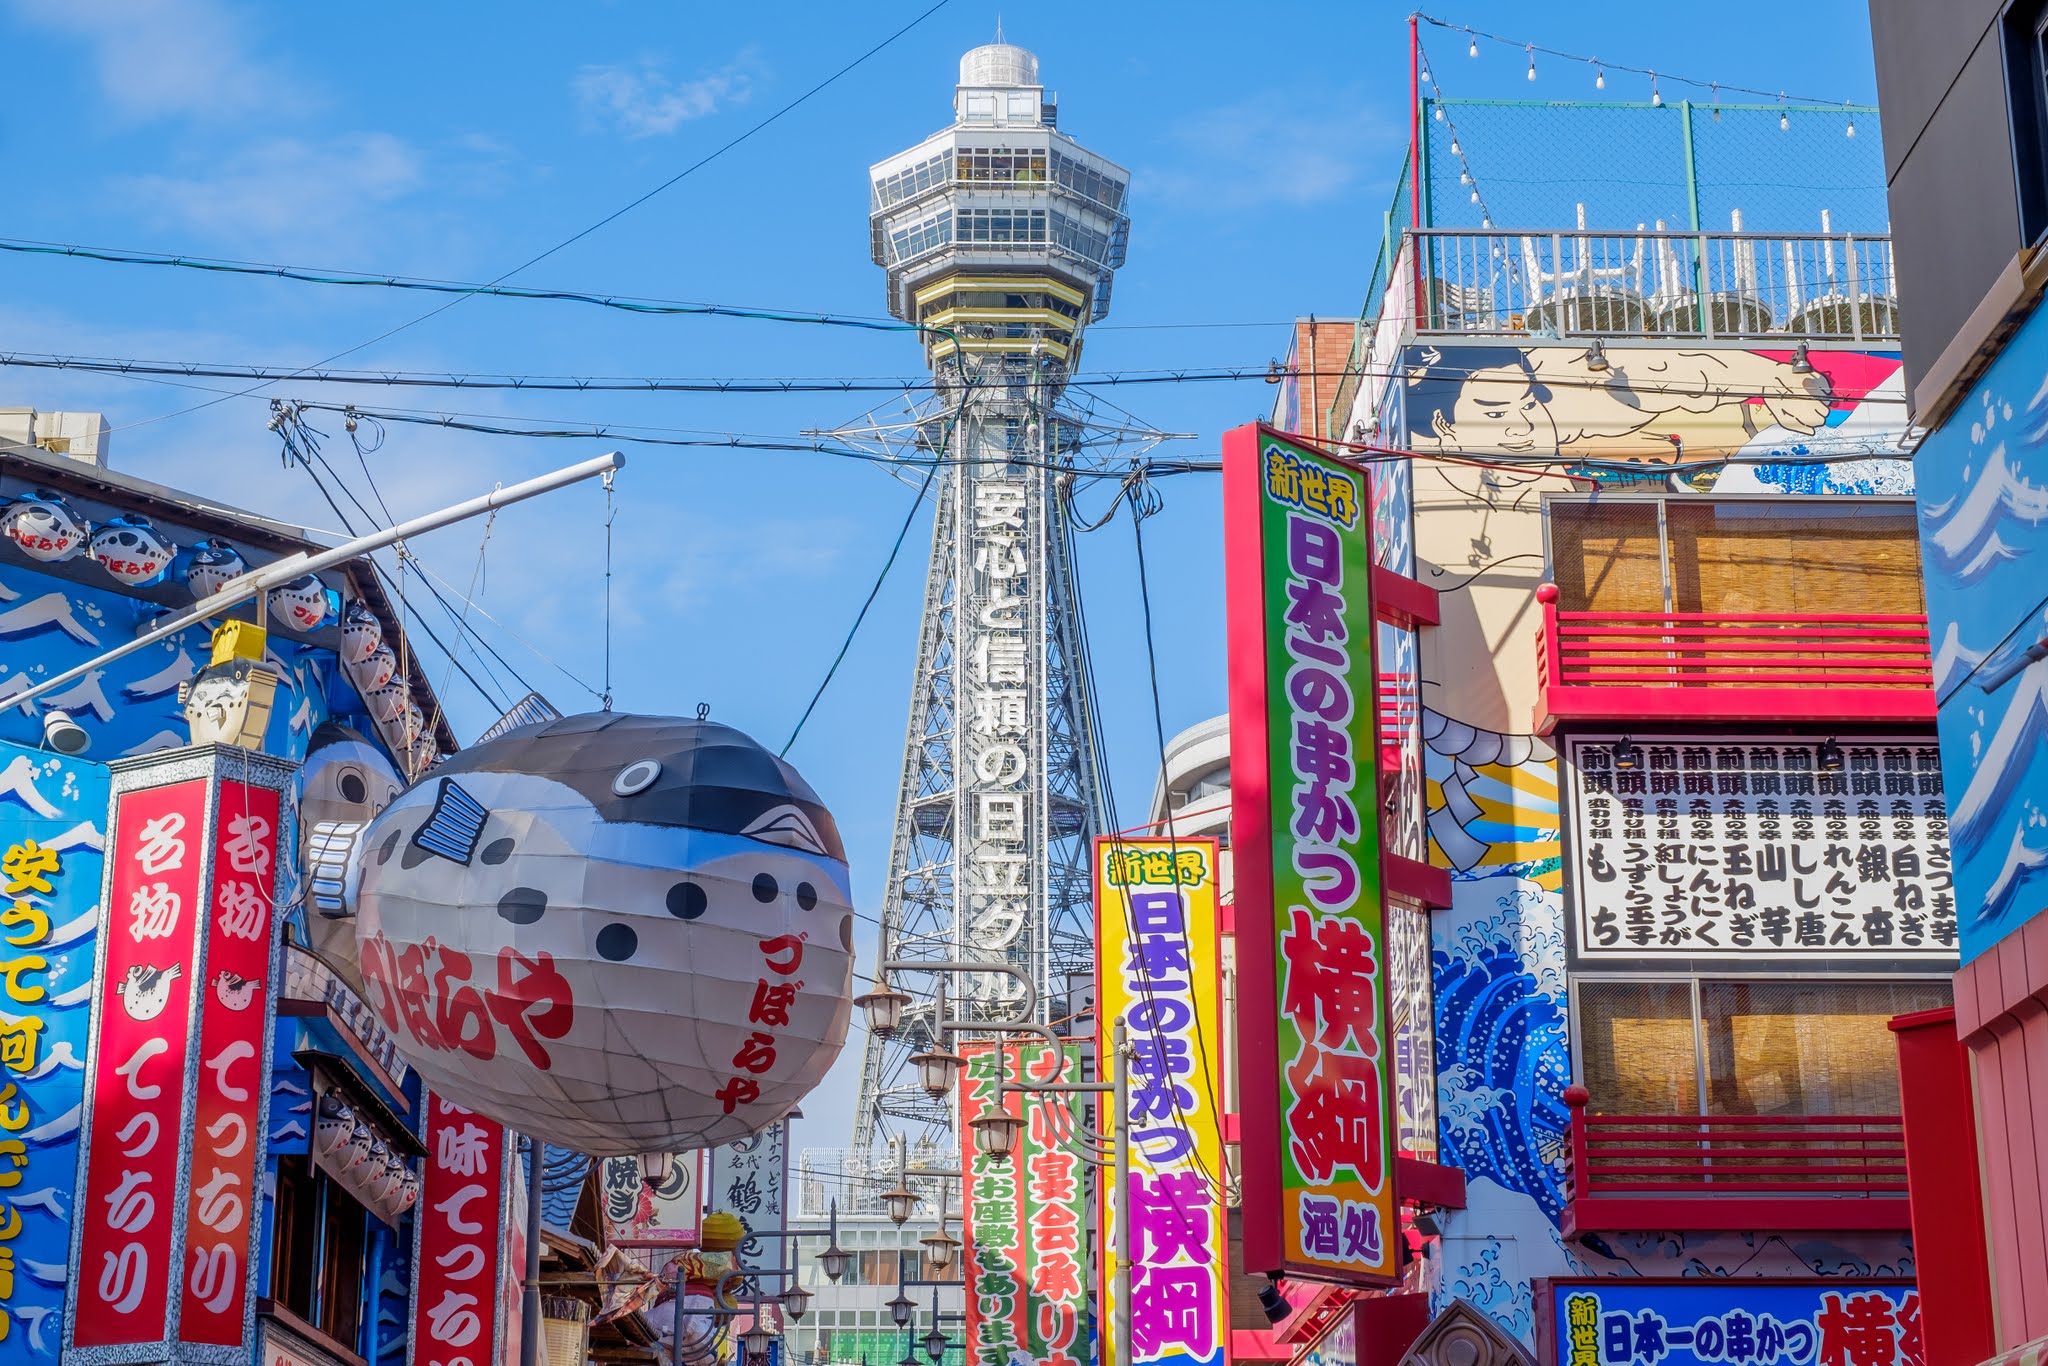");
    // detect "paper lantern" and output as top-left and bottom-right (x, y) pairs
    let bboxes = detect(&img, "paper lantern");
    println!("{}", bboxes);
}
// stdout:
(2, 490), (87, 562)
(350, 644), (398, 695)
(186, 538), (249, 599)
(89, 514), (176, 586)
(269, 572), (331, 632)
(362, 677), (407, 724)
(340, 599), (383, 665)
(315, 1093), (354, 1158)
(321, 713), (856, 1156)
